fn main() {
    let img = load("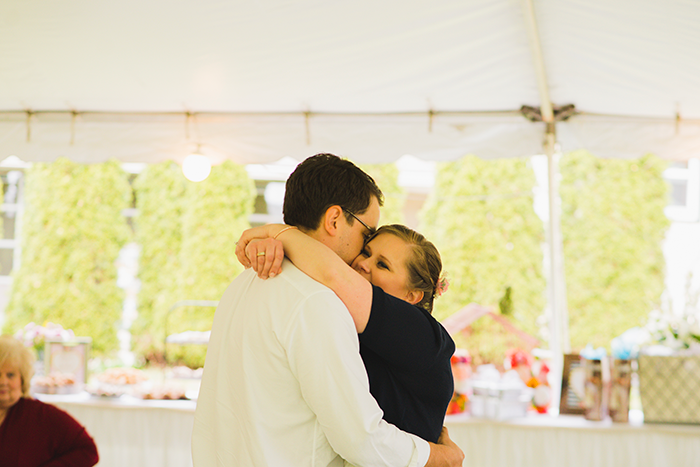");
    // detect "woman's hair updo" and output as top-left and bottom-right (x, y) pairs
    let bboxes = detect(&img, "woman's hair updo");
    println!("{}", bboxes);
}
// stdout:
(372, 224), (444, 314)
